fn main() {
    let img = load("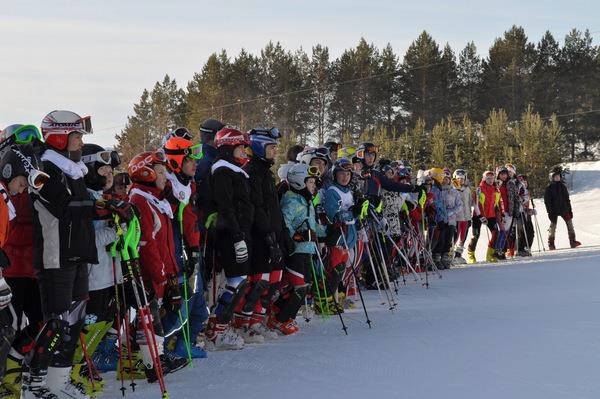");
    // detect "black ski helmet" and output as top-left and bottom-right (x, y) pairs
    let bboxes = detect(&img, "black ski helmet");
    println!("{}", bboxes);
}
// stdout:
(0, 144), (42, 183)
(199, 119), (225, 144)
(82, 143), (115, 191)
